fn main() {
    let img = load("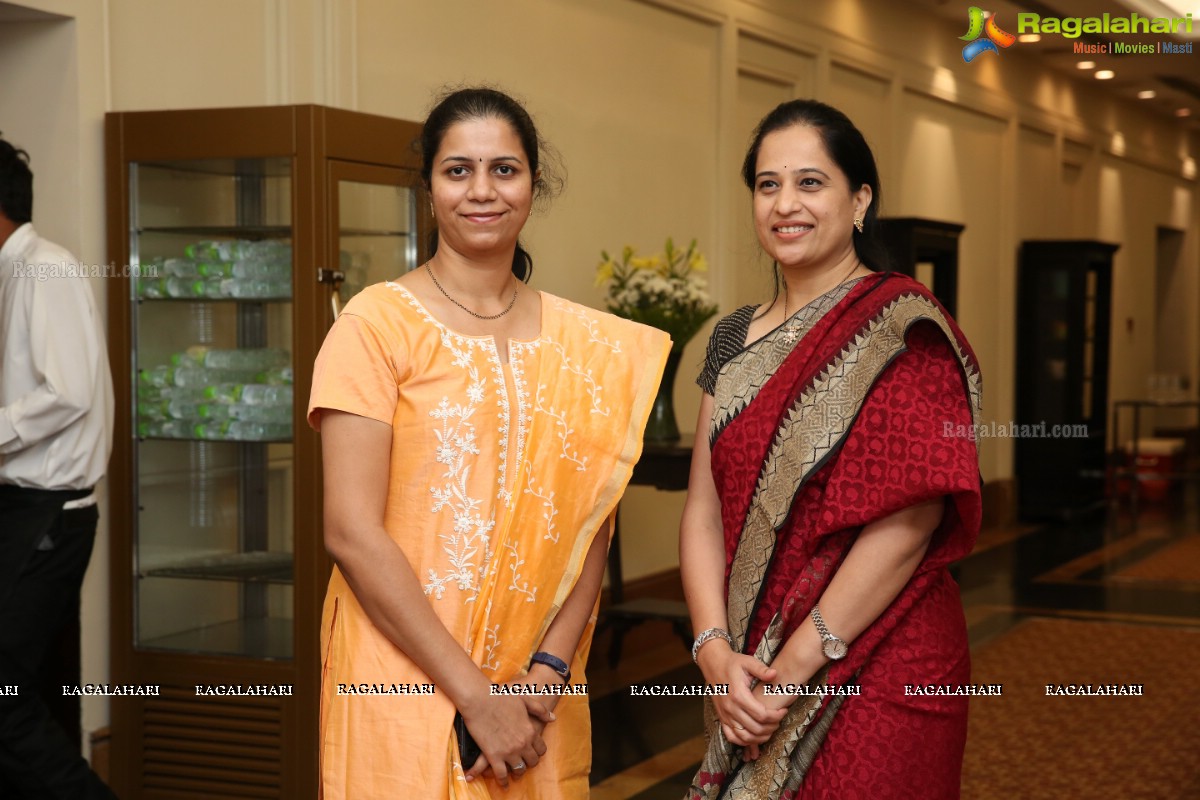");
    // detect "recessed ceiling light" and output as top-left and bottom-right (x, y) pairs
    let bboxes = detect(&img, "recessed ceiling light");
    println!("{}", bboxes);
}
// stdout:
(1018, 33), (1040, 43)
(1095, 70), (1115, 80)
(1137, 90), (1157, 100)
(1077, 61), (1096, 70)
(1176, 108), (1193, 118)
